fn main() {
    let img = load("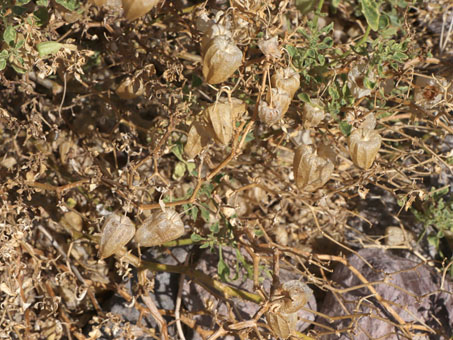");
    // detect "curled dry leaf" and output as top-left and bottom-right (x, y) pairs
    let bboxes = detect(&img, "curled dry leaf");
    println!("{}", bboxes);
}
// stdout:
(293, 145), (334, 191)
(122, 0), (159, 21)
(203, 97), (246, 145)
(202, 35), (242, 84)
(271, 67), (300, 99)
(348, 128), (382, 169)
(302, 99), (325, 127)
(134, 209), (184, 247)
(116, 77), (145, 99)
(99, 213), (135, 259)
